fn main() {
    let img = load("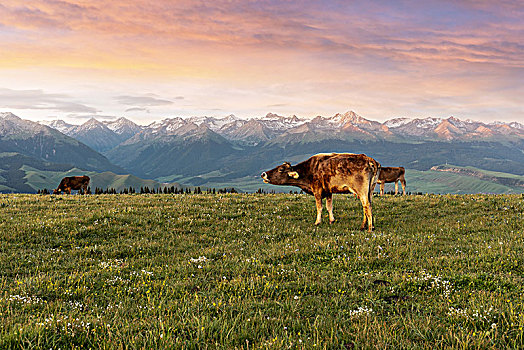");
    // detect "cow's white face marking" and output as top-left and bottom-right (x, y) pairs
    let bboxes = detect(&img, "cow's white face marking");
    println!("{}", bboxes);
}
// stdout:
(288, 171), (299, 179)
